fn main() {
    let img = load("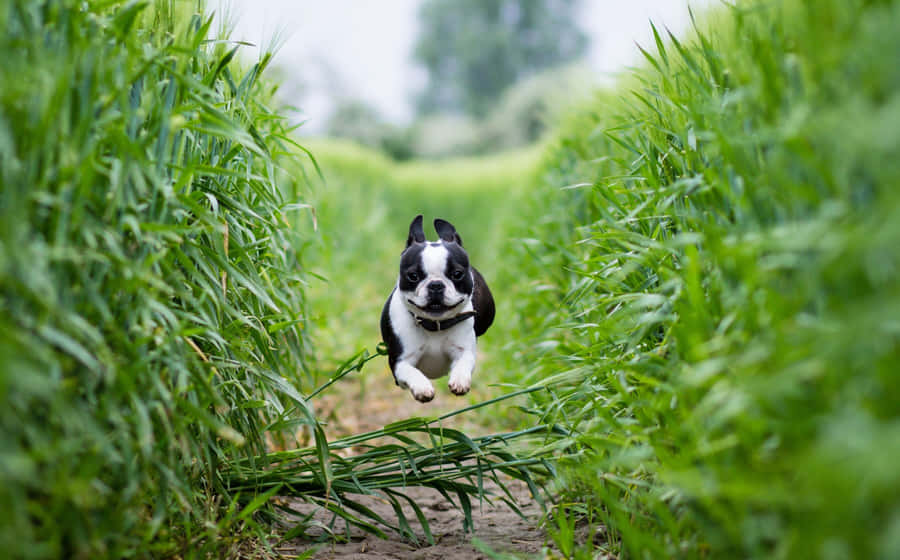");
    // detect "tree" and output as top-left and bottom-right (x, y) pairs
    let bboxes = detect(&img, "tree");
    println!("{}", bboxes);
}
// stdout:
(413, 0), (588, 118)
